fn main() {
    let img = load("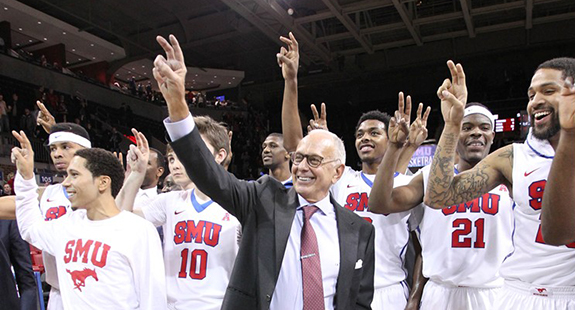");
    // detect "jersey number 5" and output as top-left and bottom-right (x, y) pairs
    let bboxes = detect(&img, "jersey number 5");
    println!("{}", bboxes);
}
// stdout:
(452, 218), (485, 248)
(178, 249), (208, 279)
